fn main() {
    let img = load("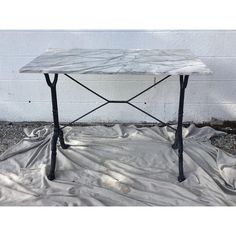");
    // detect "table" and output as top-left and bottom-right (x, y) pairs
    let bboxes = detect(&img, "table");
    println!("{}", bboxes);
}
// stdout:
(20, 48), (212, 182)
